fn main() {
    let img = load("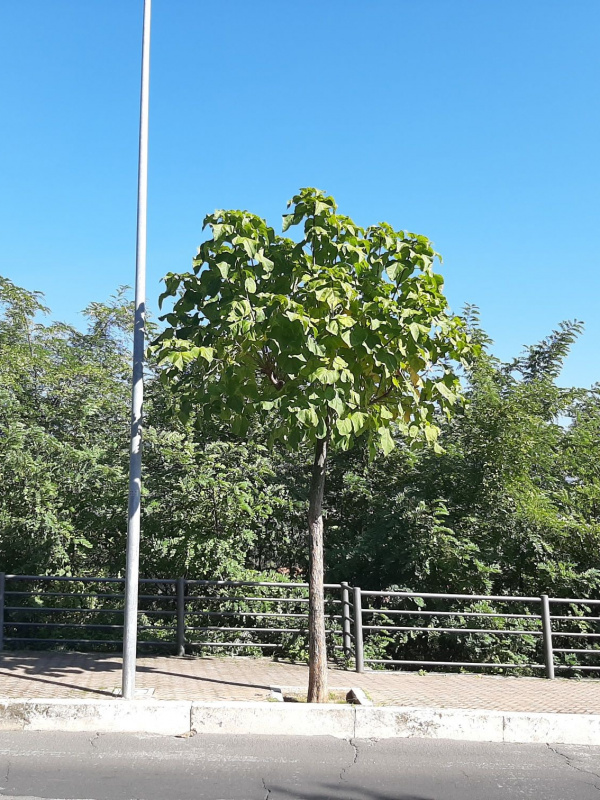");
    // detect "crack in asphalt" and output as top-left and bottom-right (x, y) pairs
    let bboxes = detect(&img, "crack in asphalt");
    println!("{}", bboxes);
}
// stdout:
(89, 733), (101, 749)
(3, 759), (10, 786)
(262, 776), (271, 799)
(547, 744), (600, 792)
(339, 738), (360, 784)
